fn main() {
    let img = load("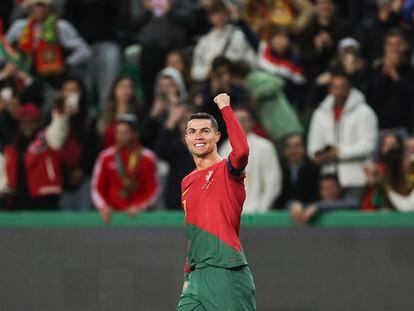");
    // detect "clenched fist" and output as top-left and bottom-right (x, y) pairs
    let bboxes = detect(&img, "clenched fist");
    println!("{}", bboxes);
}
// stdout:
(213, 93), (231, 110)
